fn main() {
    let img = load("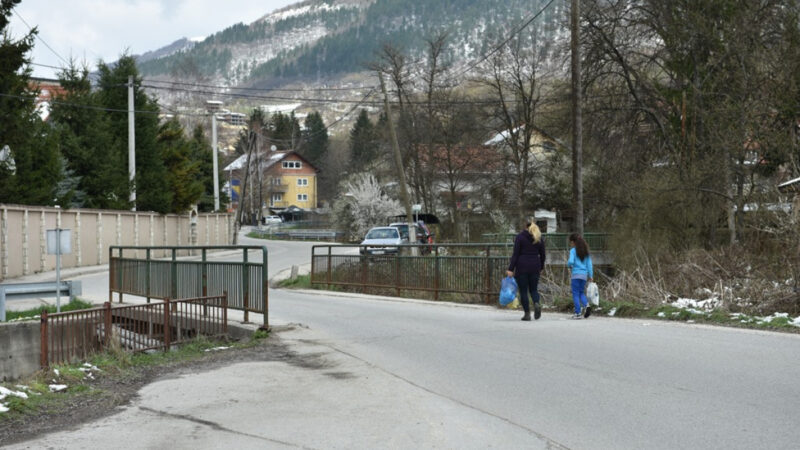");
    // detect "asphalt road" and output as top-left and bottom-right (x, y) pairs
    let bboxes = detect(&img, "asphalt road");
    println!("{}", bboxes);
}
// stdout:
(8, 235), (800, 449)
